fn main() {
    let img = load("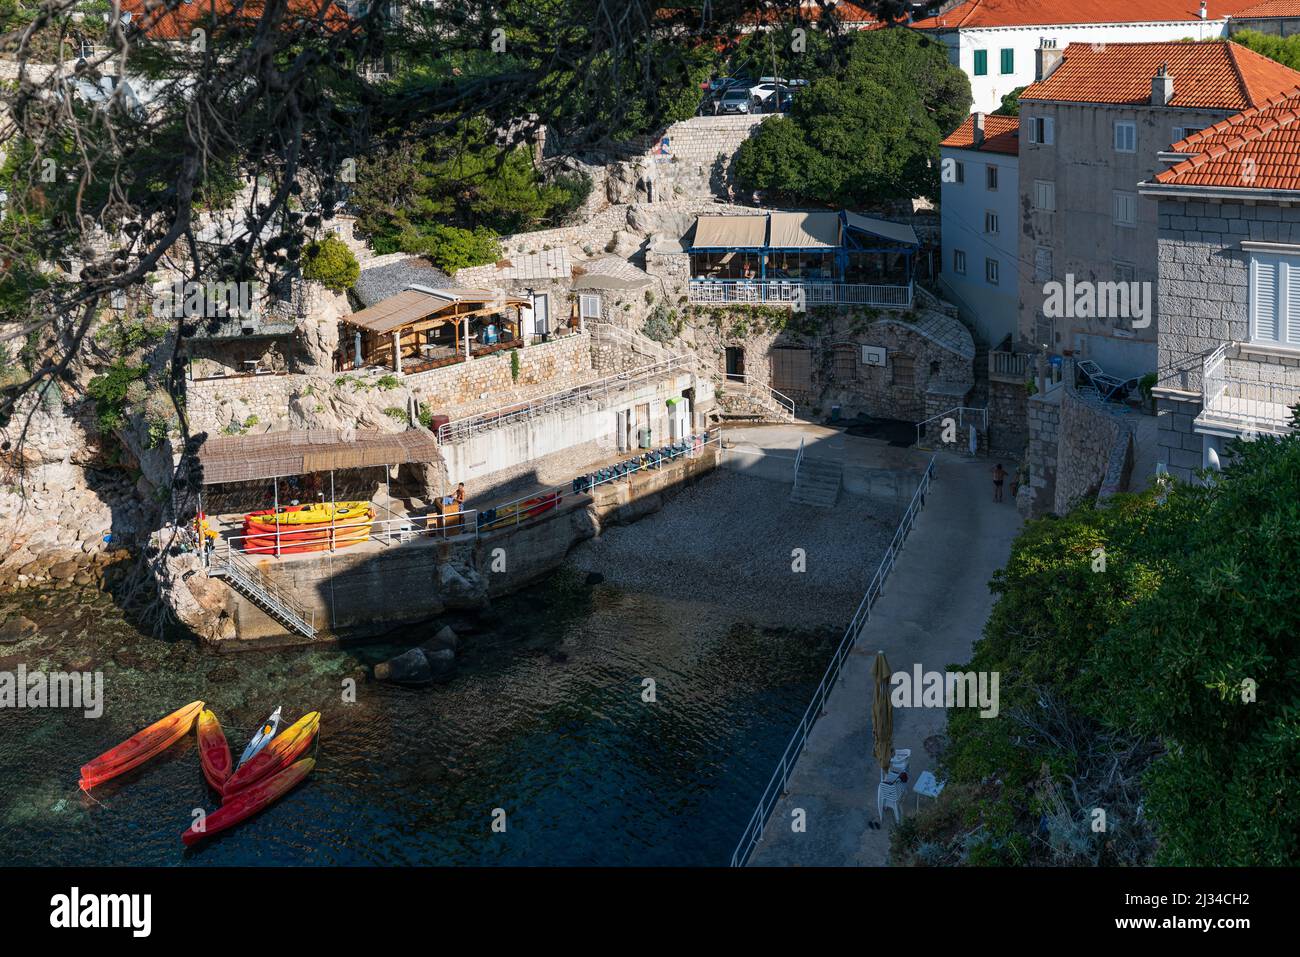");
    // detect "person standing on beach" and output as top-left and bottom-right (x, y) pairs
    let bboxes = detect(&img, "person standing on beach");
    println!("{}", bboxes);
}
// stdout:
(992, 463), (1006, 503)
